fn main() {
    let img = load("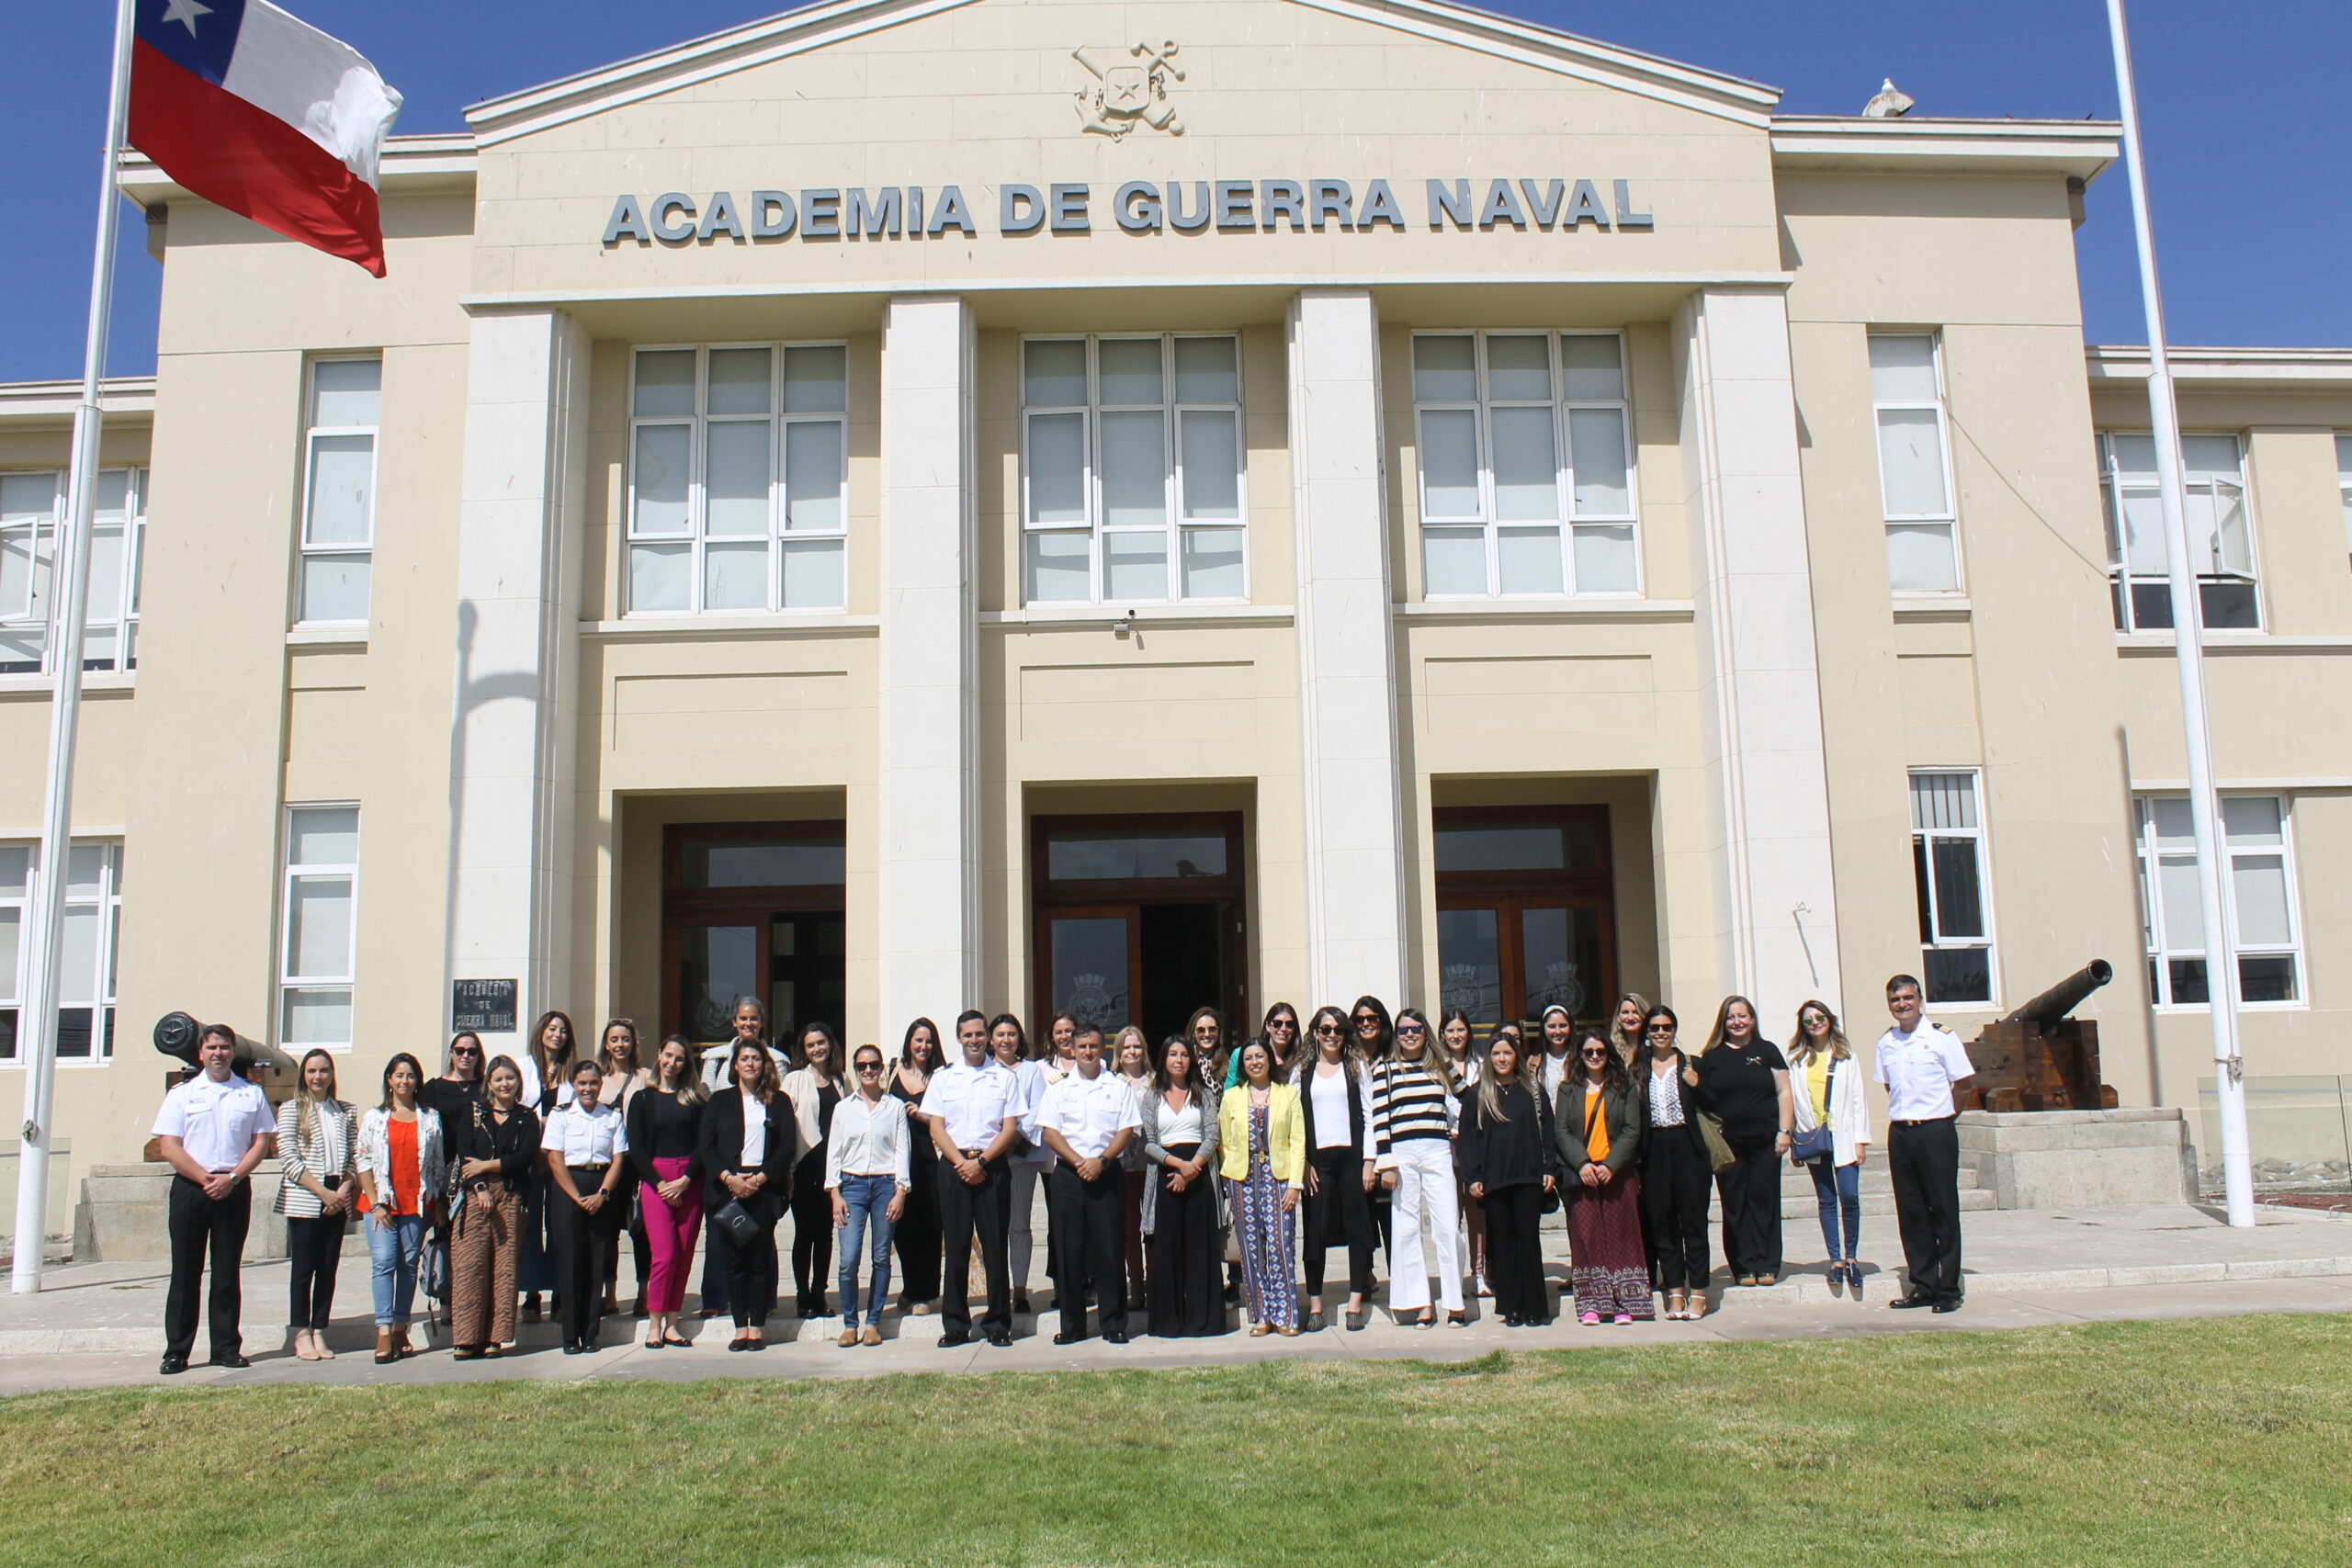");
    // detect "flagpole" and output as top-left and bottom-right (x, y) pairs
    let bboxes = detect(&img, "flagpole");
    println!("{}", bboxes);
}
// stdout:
(2105, 0), (2254, 1227)
(12, 0), (139, 1293)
